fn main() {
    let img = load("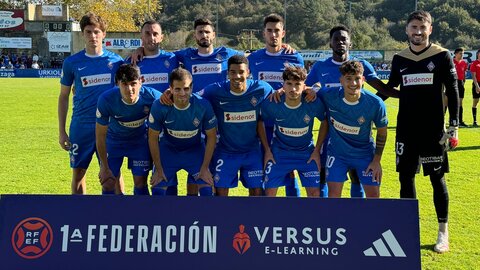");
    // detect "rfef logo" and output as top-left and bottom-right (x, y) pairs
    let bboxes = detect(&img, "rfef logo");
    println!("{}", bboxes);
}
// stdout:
(233, 224), (251, 255)
(11, 217), (53, 259)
